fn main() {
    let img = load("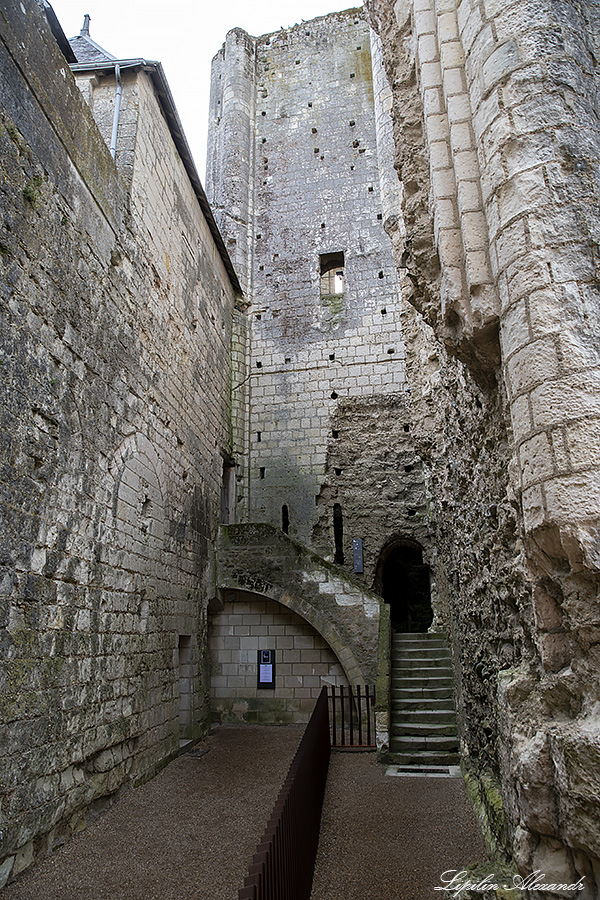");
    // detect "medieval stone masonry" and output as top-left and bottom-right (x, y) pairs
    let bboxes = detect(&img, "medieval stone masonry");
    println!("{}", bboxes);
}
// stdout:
(1, 0), (599, 896)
